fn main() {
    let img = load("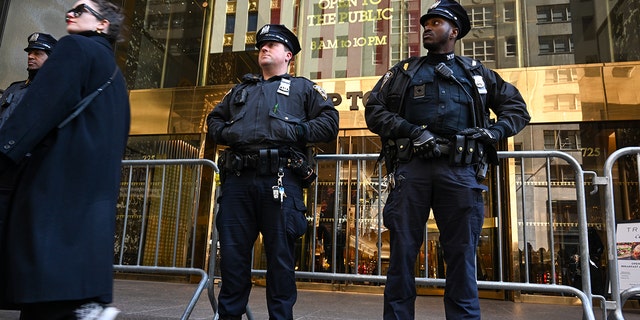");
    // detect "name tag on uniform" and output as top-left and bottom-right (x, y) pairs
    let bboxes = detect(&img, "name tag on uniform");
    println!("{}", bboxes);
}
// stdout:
(277, 78), (291, 96)
(473, 75), (487, 94)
